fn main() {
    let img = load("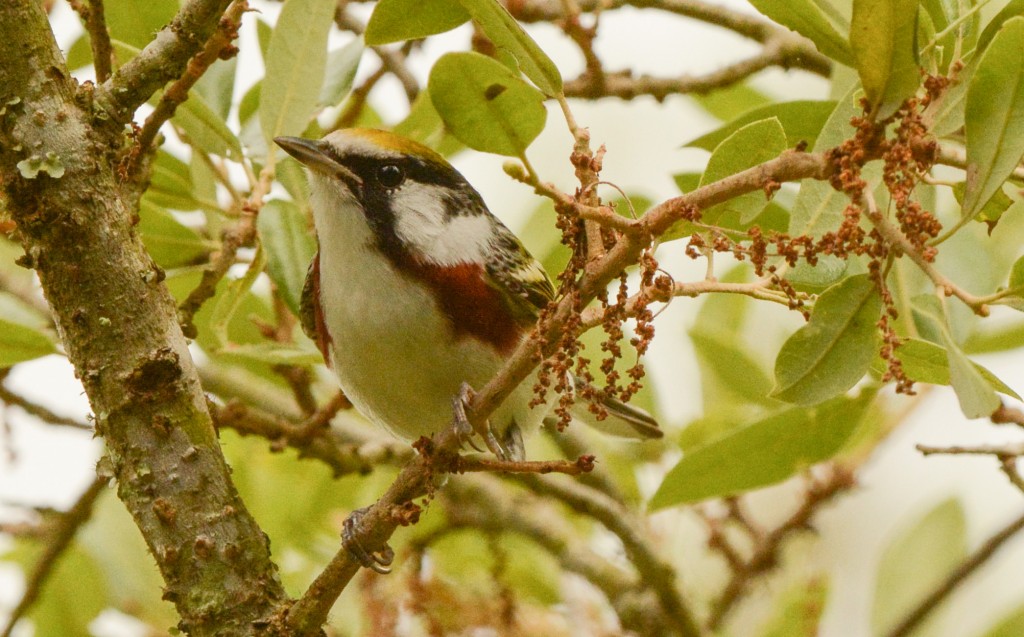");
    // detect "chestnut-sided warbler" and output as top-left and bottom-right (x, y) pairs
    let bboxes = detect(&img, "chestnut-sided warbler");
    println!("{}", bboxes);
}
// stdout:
(275, 129), (661, 459)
